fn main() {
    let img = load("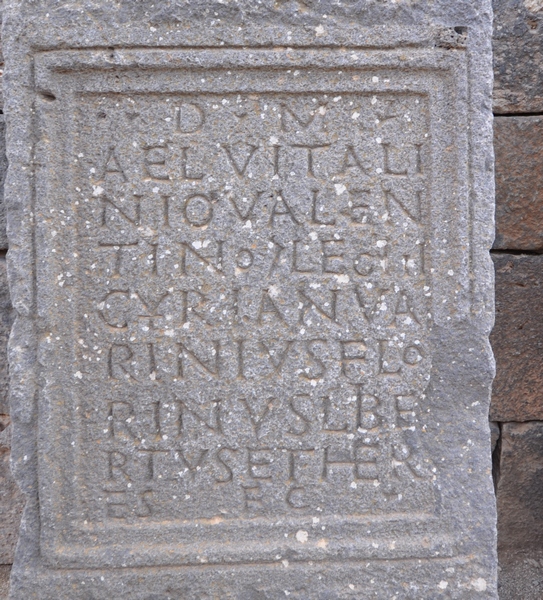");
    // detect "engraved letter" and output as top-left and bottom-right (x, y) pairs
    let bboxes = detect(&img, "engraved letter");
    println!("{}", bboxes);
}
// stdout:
(100, 146), (128, 182)
(292, 144), (330, 177)
(340, 340), (368, 382)
(108, 344), (136, 381)
(176, 103), (205, 134)
(222, 143), (259, 177)
(298, 288), (338, 324)
(280, 102), (326, 131)
(143, 144), (170, 180)
(339, 145), (368, 175)
(177, 341), (220, 379)
(179, 146), (204, 181)
(270, 193), (300, 226)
